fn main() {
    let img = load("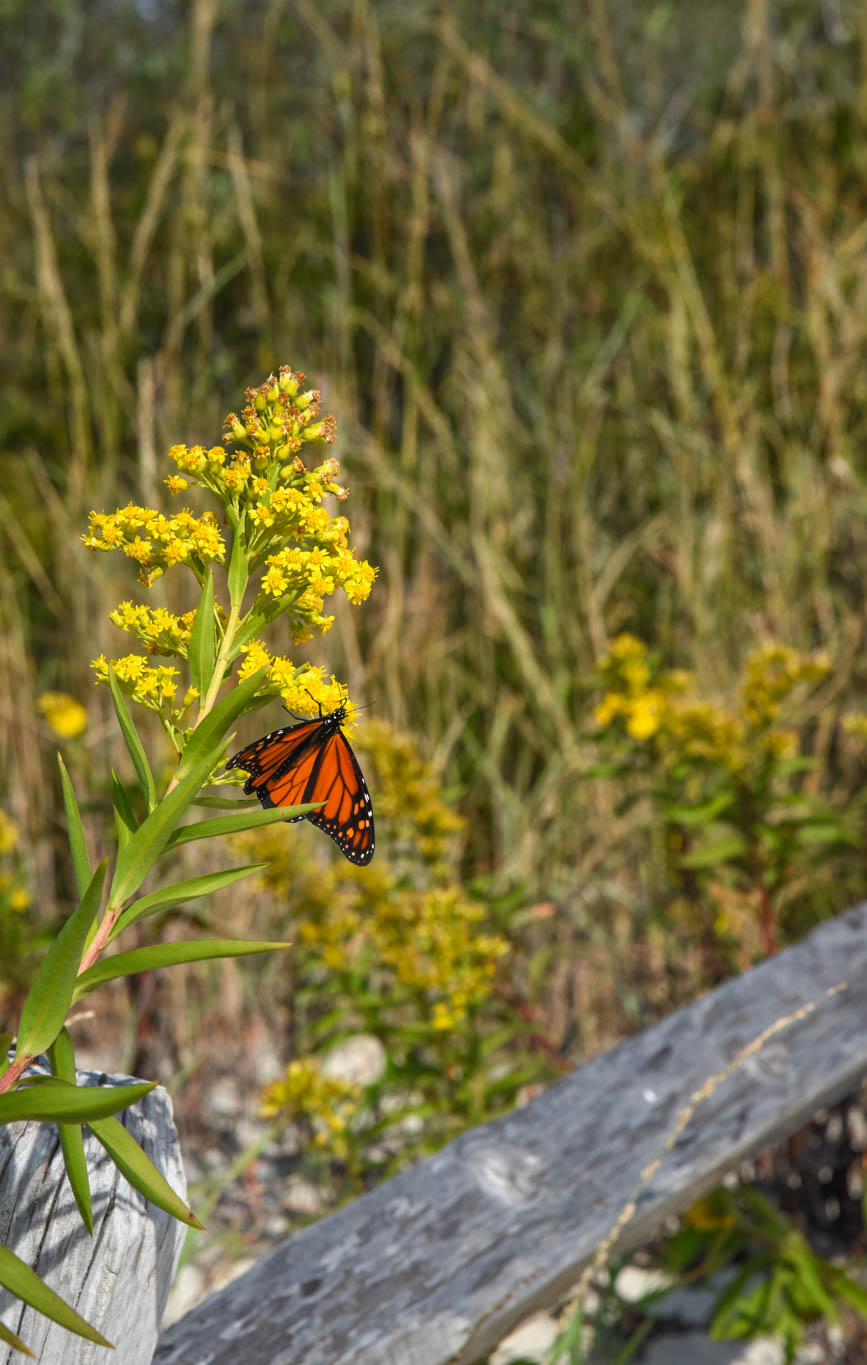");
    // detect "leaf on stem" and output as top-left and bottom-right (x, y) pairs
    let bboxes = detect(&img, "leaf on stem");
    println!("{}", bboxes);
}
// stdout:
(47, 1028), (93, 1235)
(112, 770), (138, 850)
(0, 1077), (156, 1125)
(74, 938), (290, 1001)
(0, 1245), (111, 1349)
(15, 859), (107, 1062)
(86, 1114), (204, 1228)
(109, 664), (156, 810)
(57, 755), (91, 899)
(110, 863), (267, 939)
(188, 571), (216, 699)
(166, 802), (322, 850)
